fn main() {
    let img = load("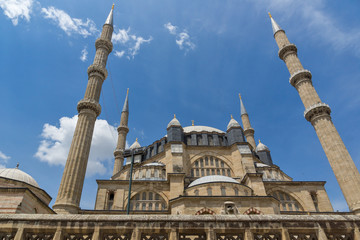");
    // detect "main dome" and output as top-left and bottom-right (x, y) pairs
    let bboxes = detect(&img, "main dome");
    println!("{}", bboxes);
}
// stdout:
(183, 126), (224, 134)
(188, 175), (239, 188)
(0, 168), (39, 187)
